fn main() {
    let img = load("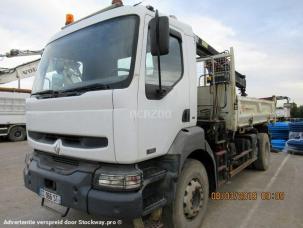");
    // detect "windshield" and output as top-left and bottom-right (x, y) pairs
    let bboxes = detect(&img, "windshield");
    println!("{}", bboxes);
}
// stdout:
(32, 15), (139, 94)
